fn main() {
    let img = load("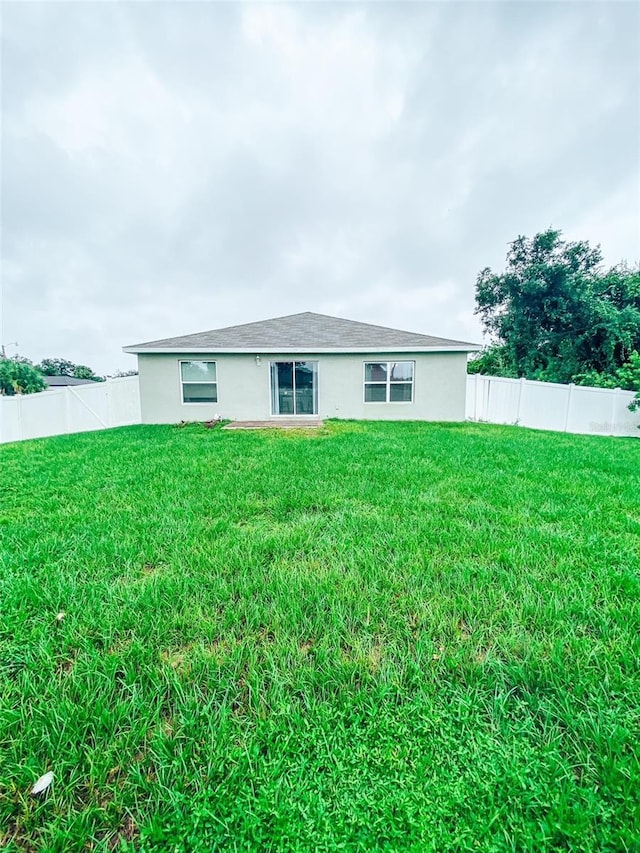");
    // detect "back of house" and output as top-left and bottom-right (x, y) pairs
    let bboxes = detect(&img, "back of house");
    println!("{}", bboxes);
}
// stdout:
(123, 312), (479, 424)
